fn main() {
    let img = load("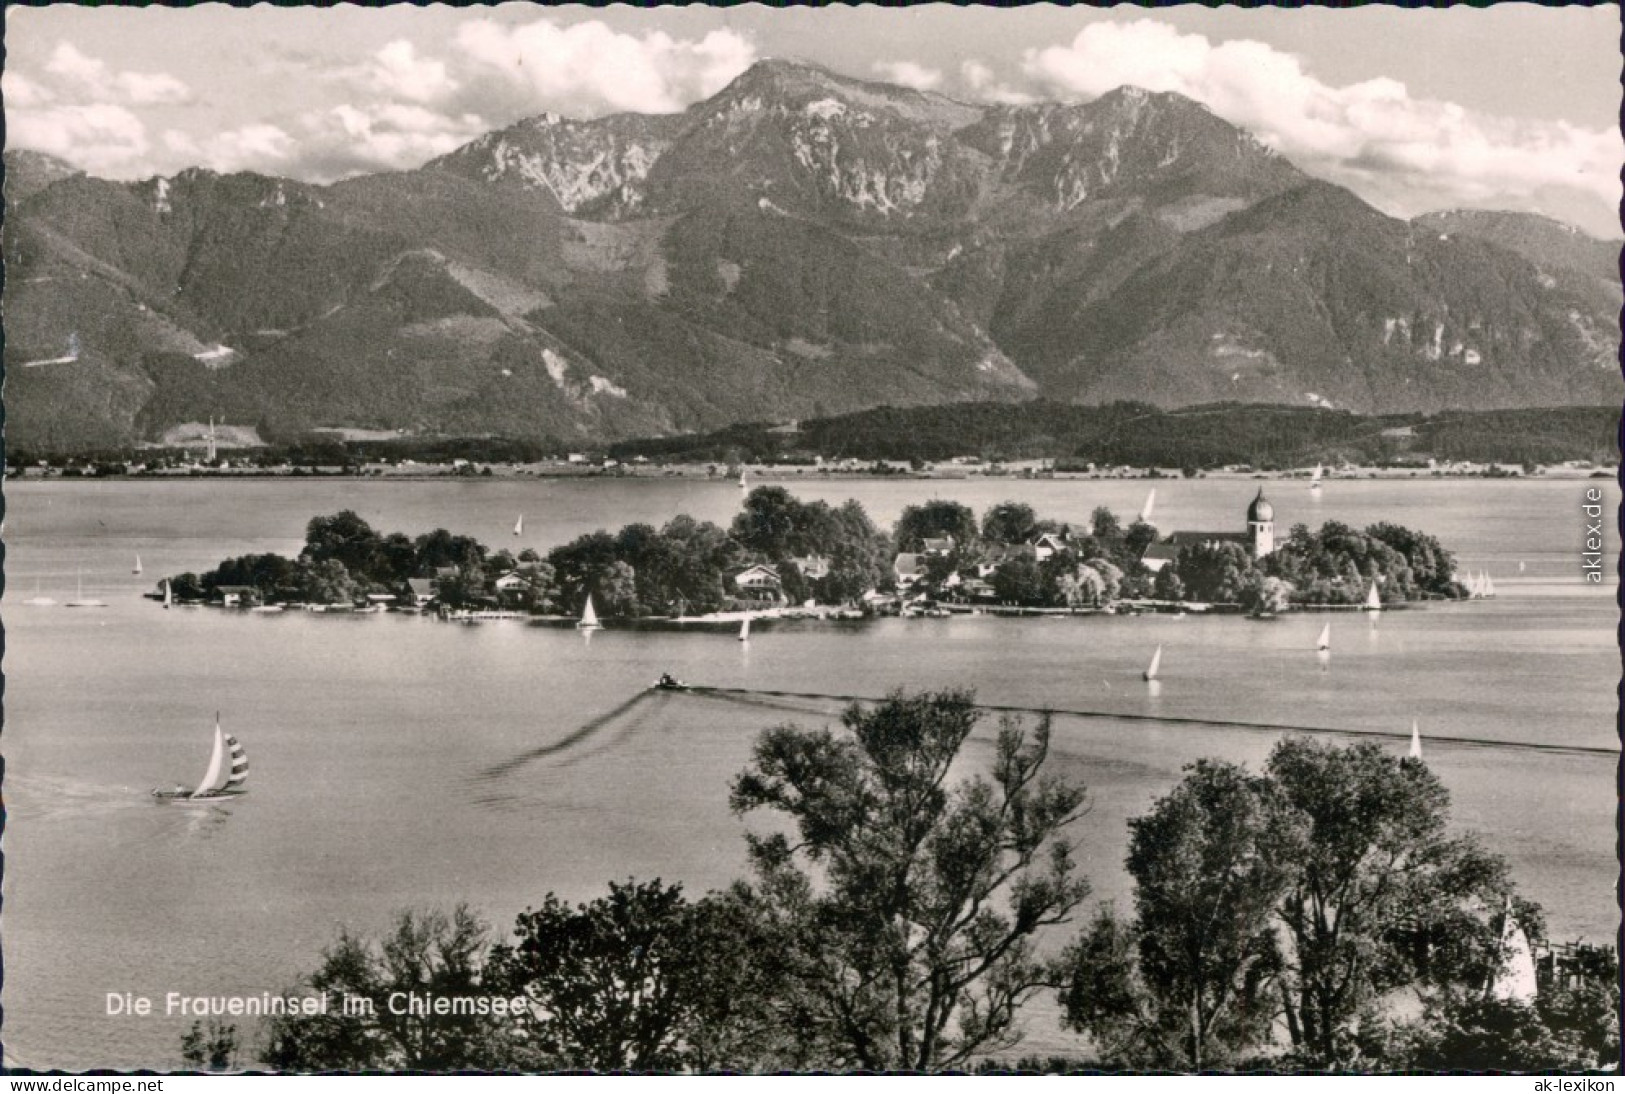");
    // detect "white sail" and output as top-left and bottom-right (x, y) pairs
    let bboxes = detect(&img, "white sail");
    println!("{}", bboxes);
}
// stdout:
(1138, 489), (1156, 525)
(1143, 644), (1162, 681)
(133, 554), (143, 575)
(1488, 902), (1539, 1003)
(1409, 719), (1422, 759)
(1311, 462), (1323, 486)
(163, 578), (173, 610)
(739, 616), (751, 642)
(738, 470), (747, 489)
(1518, 560), (1526, 574)
(1316, 623), (1331, 651)
(578, 595), (601, 629)
(513, 515), (523, 537)
(192, 721), (226, 798)
(1365, 581), (1382, 611)
(1482, 571), (1496, 598)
